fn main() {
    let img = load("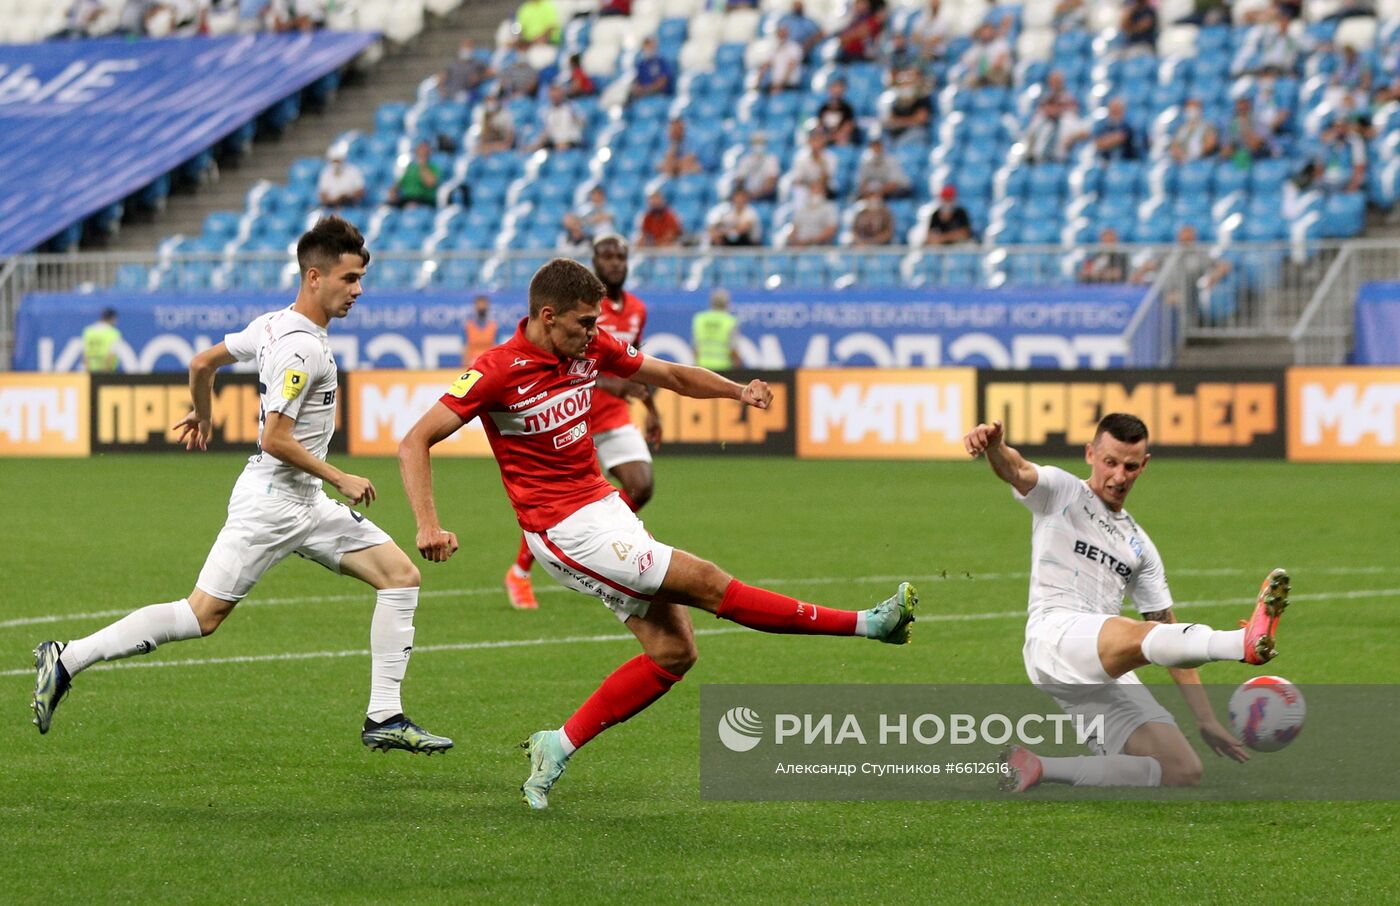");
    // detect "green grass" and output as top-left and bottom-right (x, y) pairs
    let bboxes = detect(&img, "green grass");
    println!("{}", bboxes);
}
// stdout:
(2, 455), (1398, 903)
